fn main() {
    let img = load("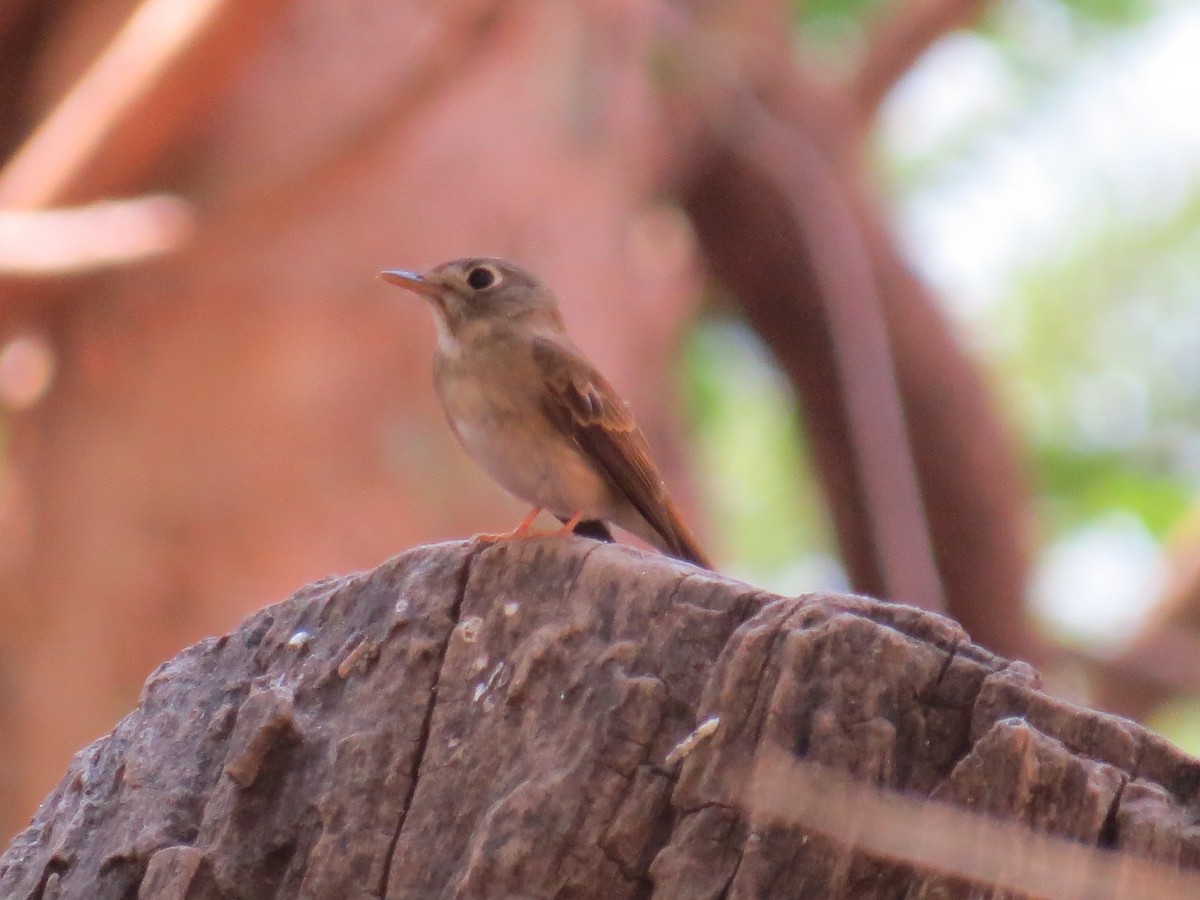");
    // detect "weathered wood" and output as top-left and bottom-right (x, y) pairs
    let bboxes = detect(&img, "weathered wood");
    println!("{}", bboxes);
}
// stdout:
(2, 538), (1197, 898)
